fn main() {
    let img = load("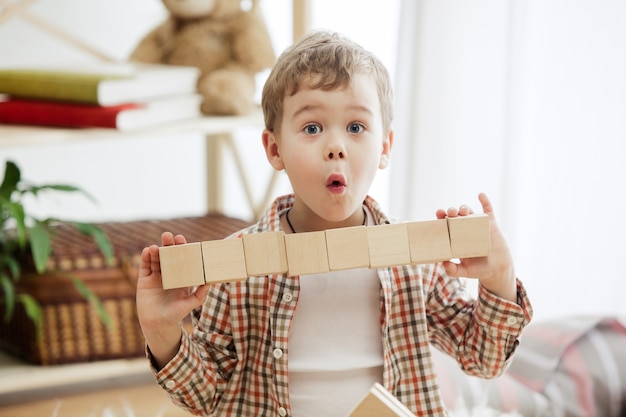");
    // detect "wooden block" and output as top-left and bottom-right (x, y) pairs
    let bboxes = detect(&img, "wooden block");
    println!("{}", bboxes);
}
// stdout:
(325, 226), (370, 270)
(284, 231), (329, 275)
(447, 214), (491, 258)
(367, 223), (411, 268)
(201, 238), (247, 283)
(407, 219), (451, 264)
(159, 243), (205, 289)
(348, 383), (414, 417)
(242, 231), (288, 276)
